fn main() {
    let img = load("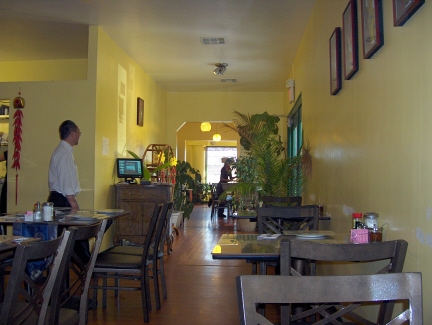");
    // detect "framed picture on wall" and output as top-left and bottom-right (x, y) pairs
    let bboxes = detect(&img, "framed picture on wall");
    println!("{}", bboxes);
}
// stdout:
(393, 0), (425, 26)
(361, 0), (384, 59)
(343, 0), (359, 80)
(137, 97), (144, 126)
(329, 27), (342, 95)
